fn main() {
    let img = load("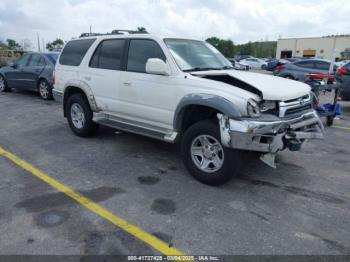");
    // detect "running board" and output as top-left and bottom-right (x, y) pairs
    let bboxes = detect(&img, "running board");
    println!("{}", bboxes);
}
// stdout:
(93, 114), (178, 143)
